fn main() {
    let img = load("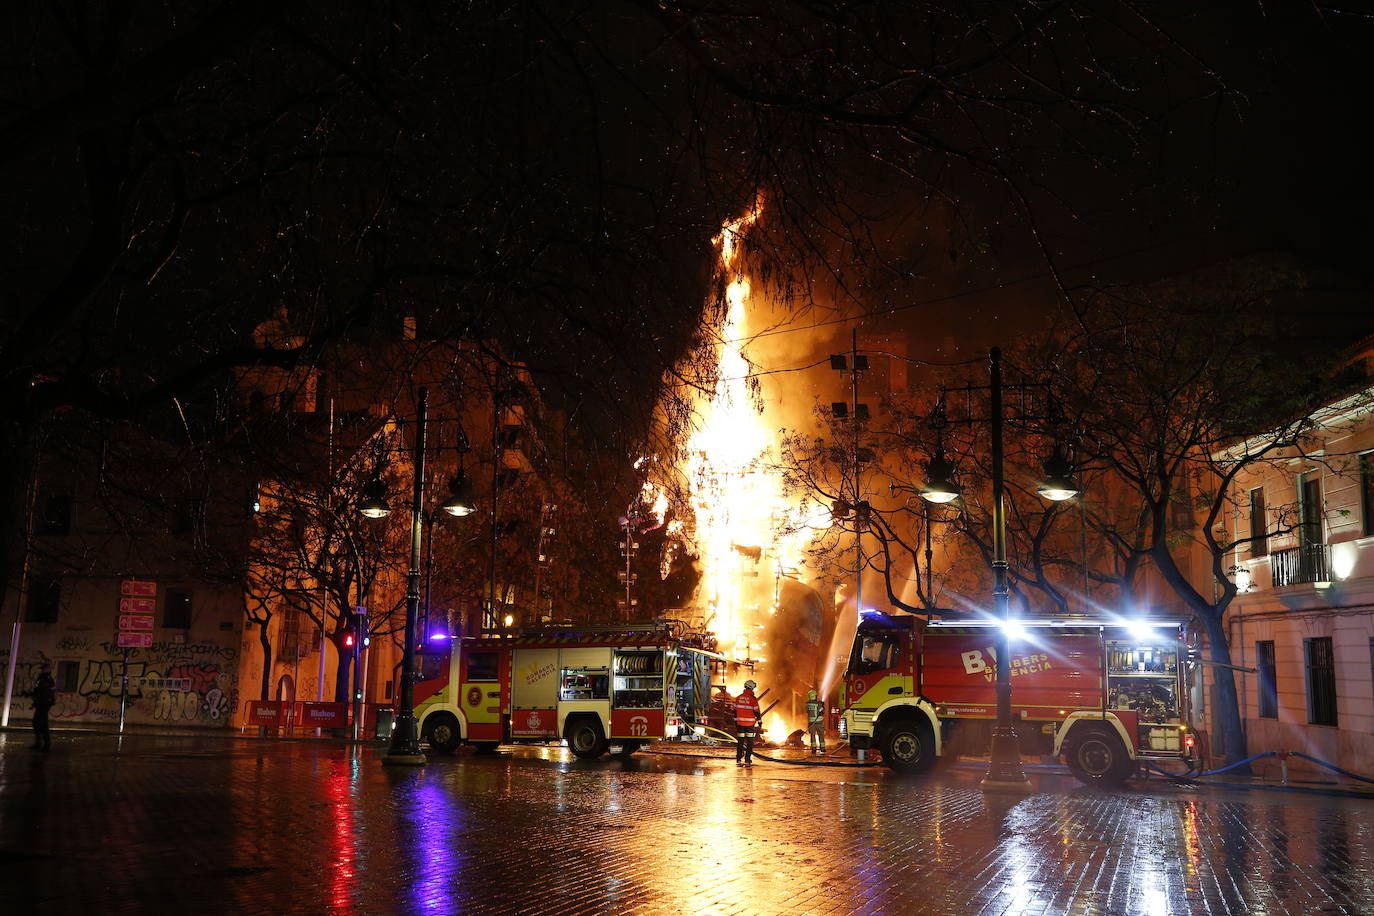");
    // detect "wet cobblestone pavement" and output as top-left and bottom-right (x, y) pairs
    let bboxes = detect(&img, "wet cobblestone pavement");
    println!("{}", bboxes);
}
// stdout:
(2, 730), (1373, 915)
